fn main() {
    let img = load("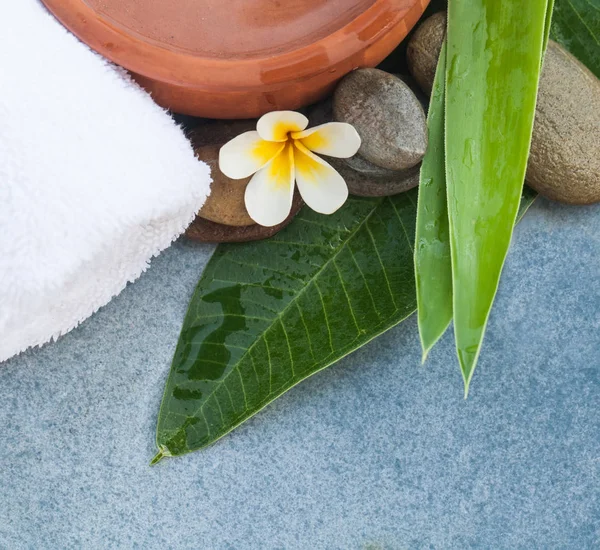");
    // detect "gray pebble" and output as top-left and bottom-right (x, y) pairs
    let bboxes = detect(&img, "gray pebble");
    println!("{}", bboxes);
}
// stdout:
(331, 158), (420, 197)
(343, 154), (404, 179)
(333, 68), (428, 171)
